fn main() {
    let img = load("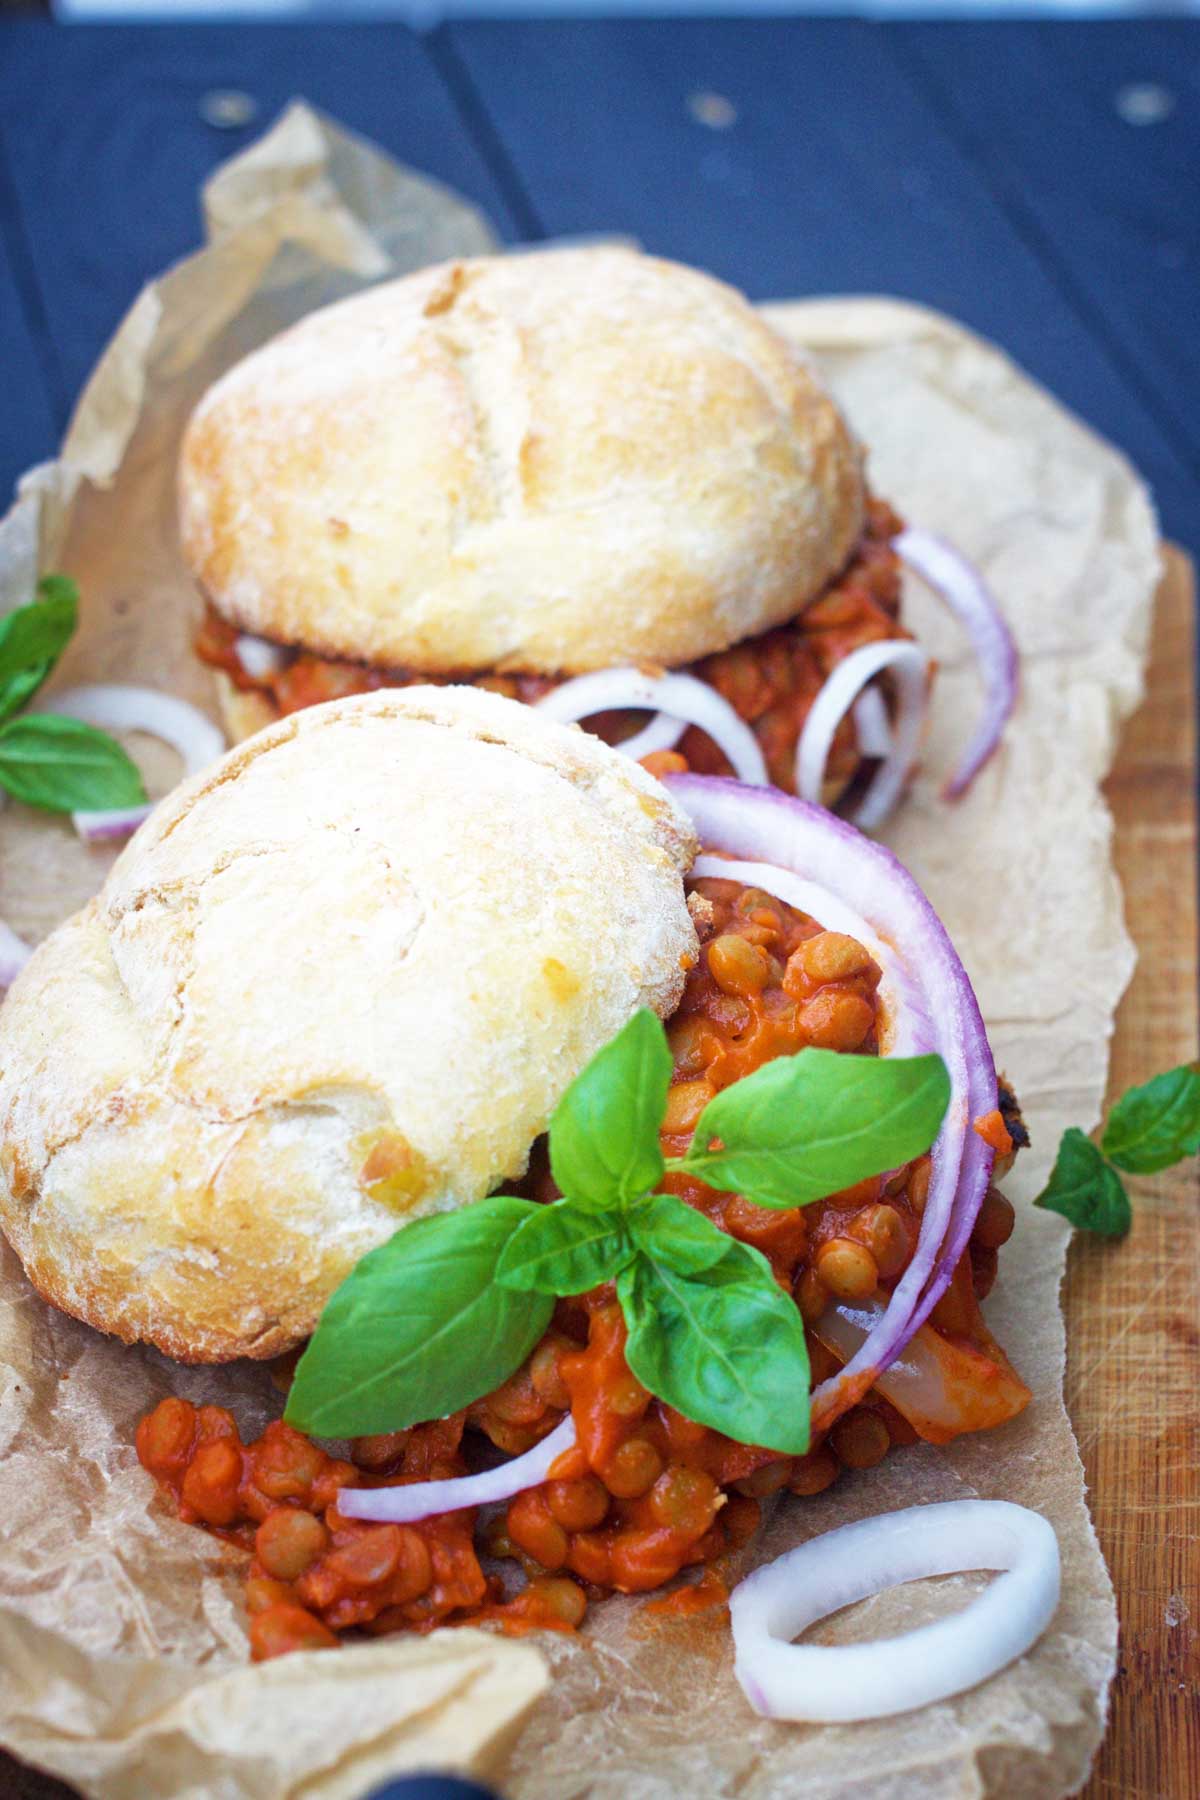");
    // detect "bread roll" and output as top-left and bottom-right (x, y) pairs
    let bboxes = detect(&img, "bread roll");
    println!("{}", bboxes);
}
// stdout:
(180, 247), (864, 676)
(0, 687), (698, 1362)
